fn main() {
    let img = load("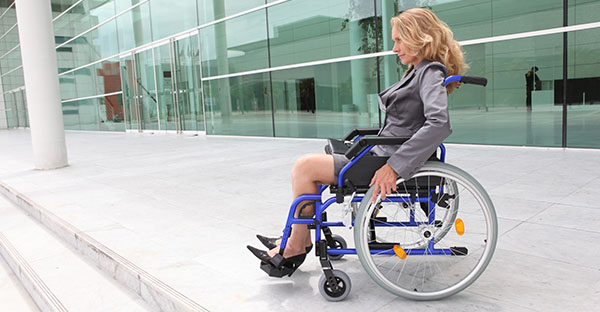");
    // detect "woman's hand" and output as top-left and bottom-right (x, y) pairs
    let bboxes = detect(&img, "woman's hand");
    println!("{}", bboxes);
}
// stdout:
(370, 163), (398, 203)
